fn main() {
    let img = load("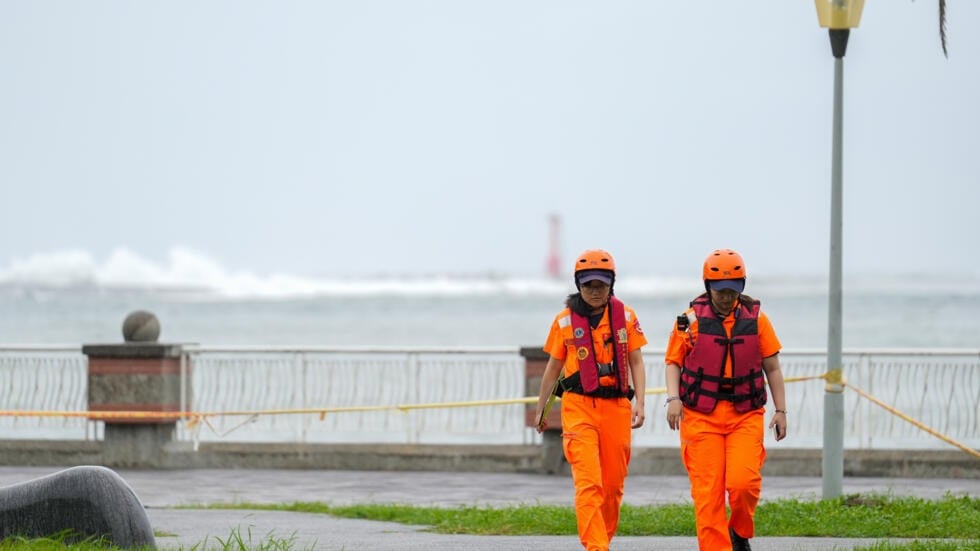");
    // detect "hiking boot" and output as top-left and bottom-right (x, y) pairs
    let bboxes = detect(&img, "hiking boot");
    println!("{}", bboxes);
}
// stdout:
(730, 527), (752, 551)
